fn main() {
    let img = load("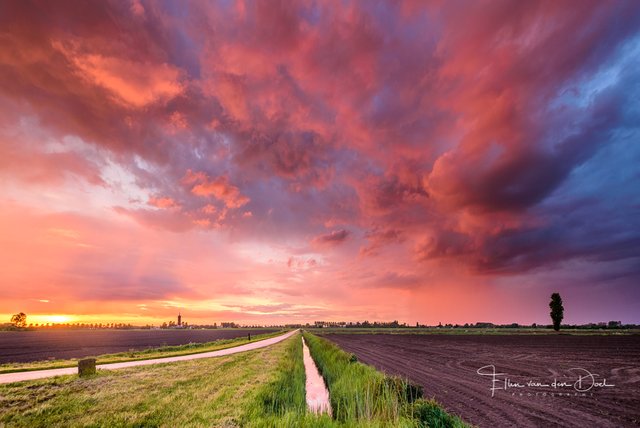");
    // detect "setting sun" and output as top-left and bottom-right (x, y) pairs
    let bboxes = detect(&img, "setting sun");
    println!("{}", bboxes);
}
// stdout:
(30, 315), (77, 325)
